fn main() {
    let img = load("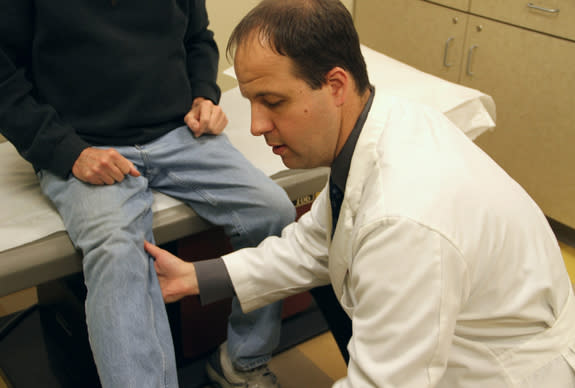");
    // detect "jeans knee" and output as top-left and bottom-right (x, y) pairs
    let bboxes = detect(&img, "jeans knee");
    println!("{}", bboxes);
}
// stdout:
(279, 198), (297, 226)
(268, 193), (296, 231)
